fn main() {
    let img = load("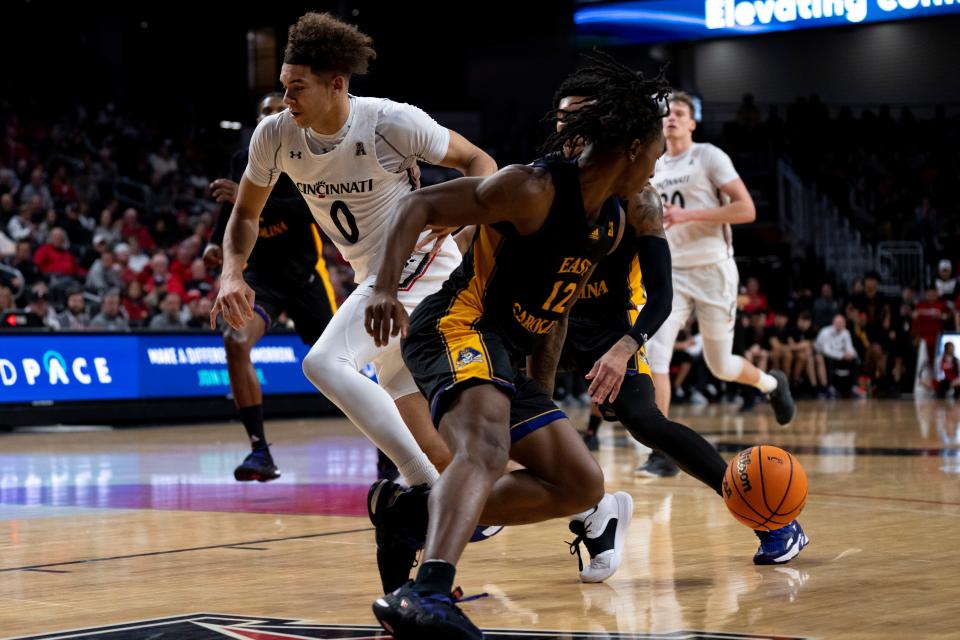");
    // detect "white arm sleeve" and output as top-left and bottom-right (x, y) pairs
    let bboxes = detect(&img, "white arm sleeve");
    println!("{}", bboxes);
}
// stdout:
(702, 144), (740, 189)
(243, 114), (285, 187)
(375, 100), (451, 172)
